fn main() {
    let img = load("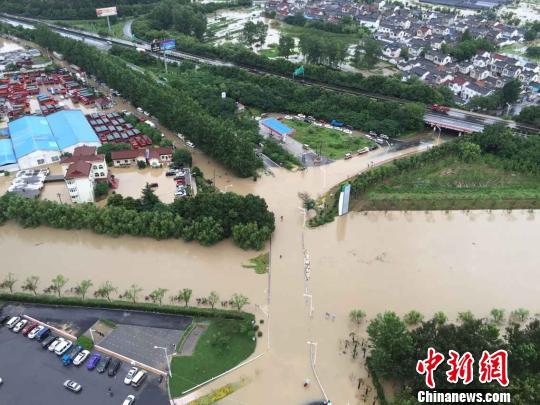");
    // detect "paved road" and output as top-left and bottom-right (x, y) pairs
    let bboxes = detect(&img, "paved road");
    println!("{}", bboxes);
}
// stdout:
(0, 326), (168, 405)
(123, 20), (133, 39)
